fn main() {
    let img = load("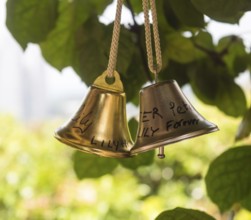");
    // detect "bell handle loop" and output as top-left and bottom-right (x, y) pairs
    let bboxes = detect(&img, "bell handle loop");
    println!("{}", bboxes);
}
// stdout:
(142, 0), (162, 79)
(93, 70), (124, 92)
(106, 0), (124, 78)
